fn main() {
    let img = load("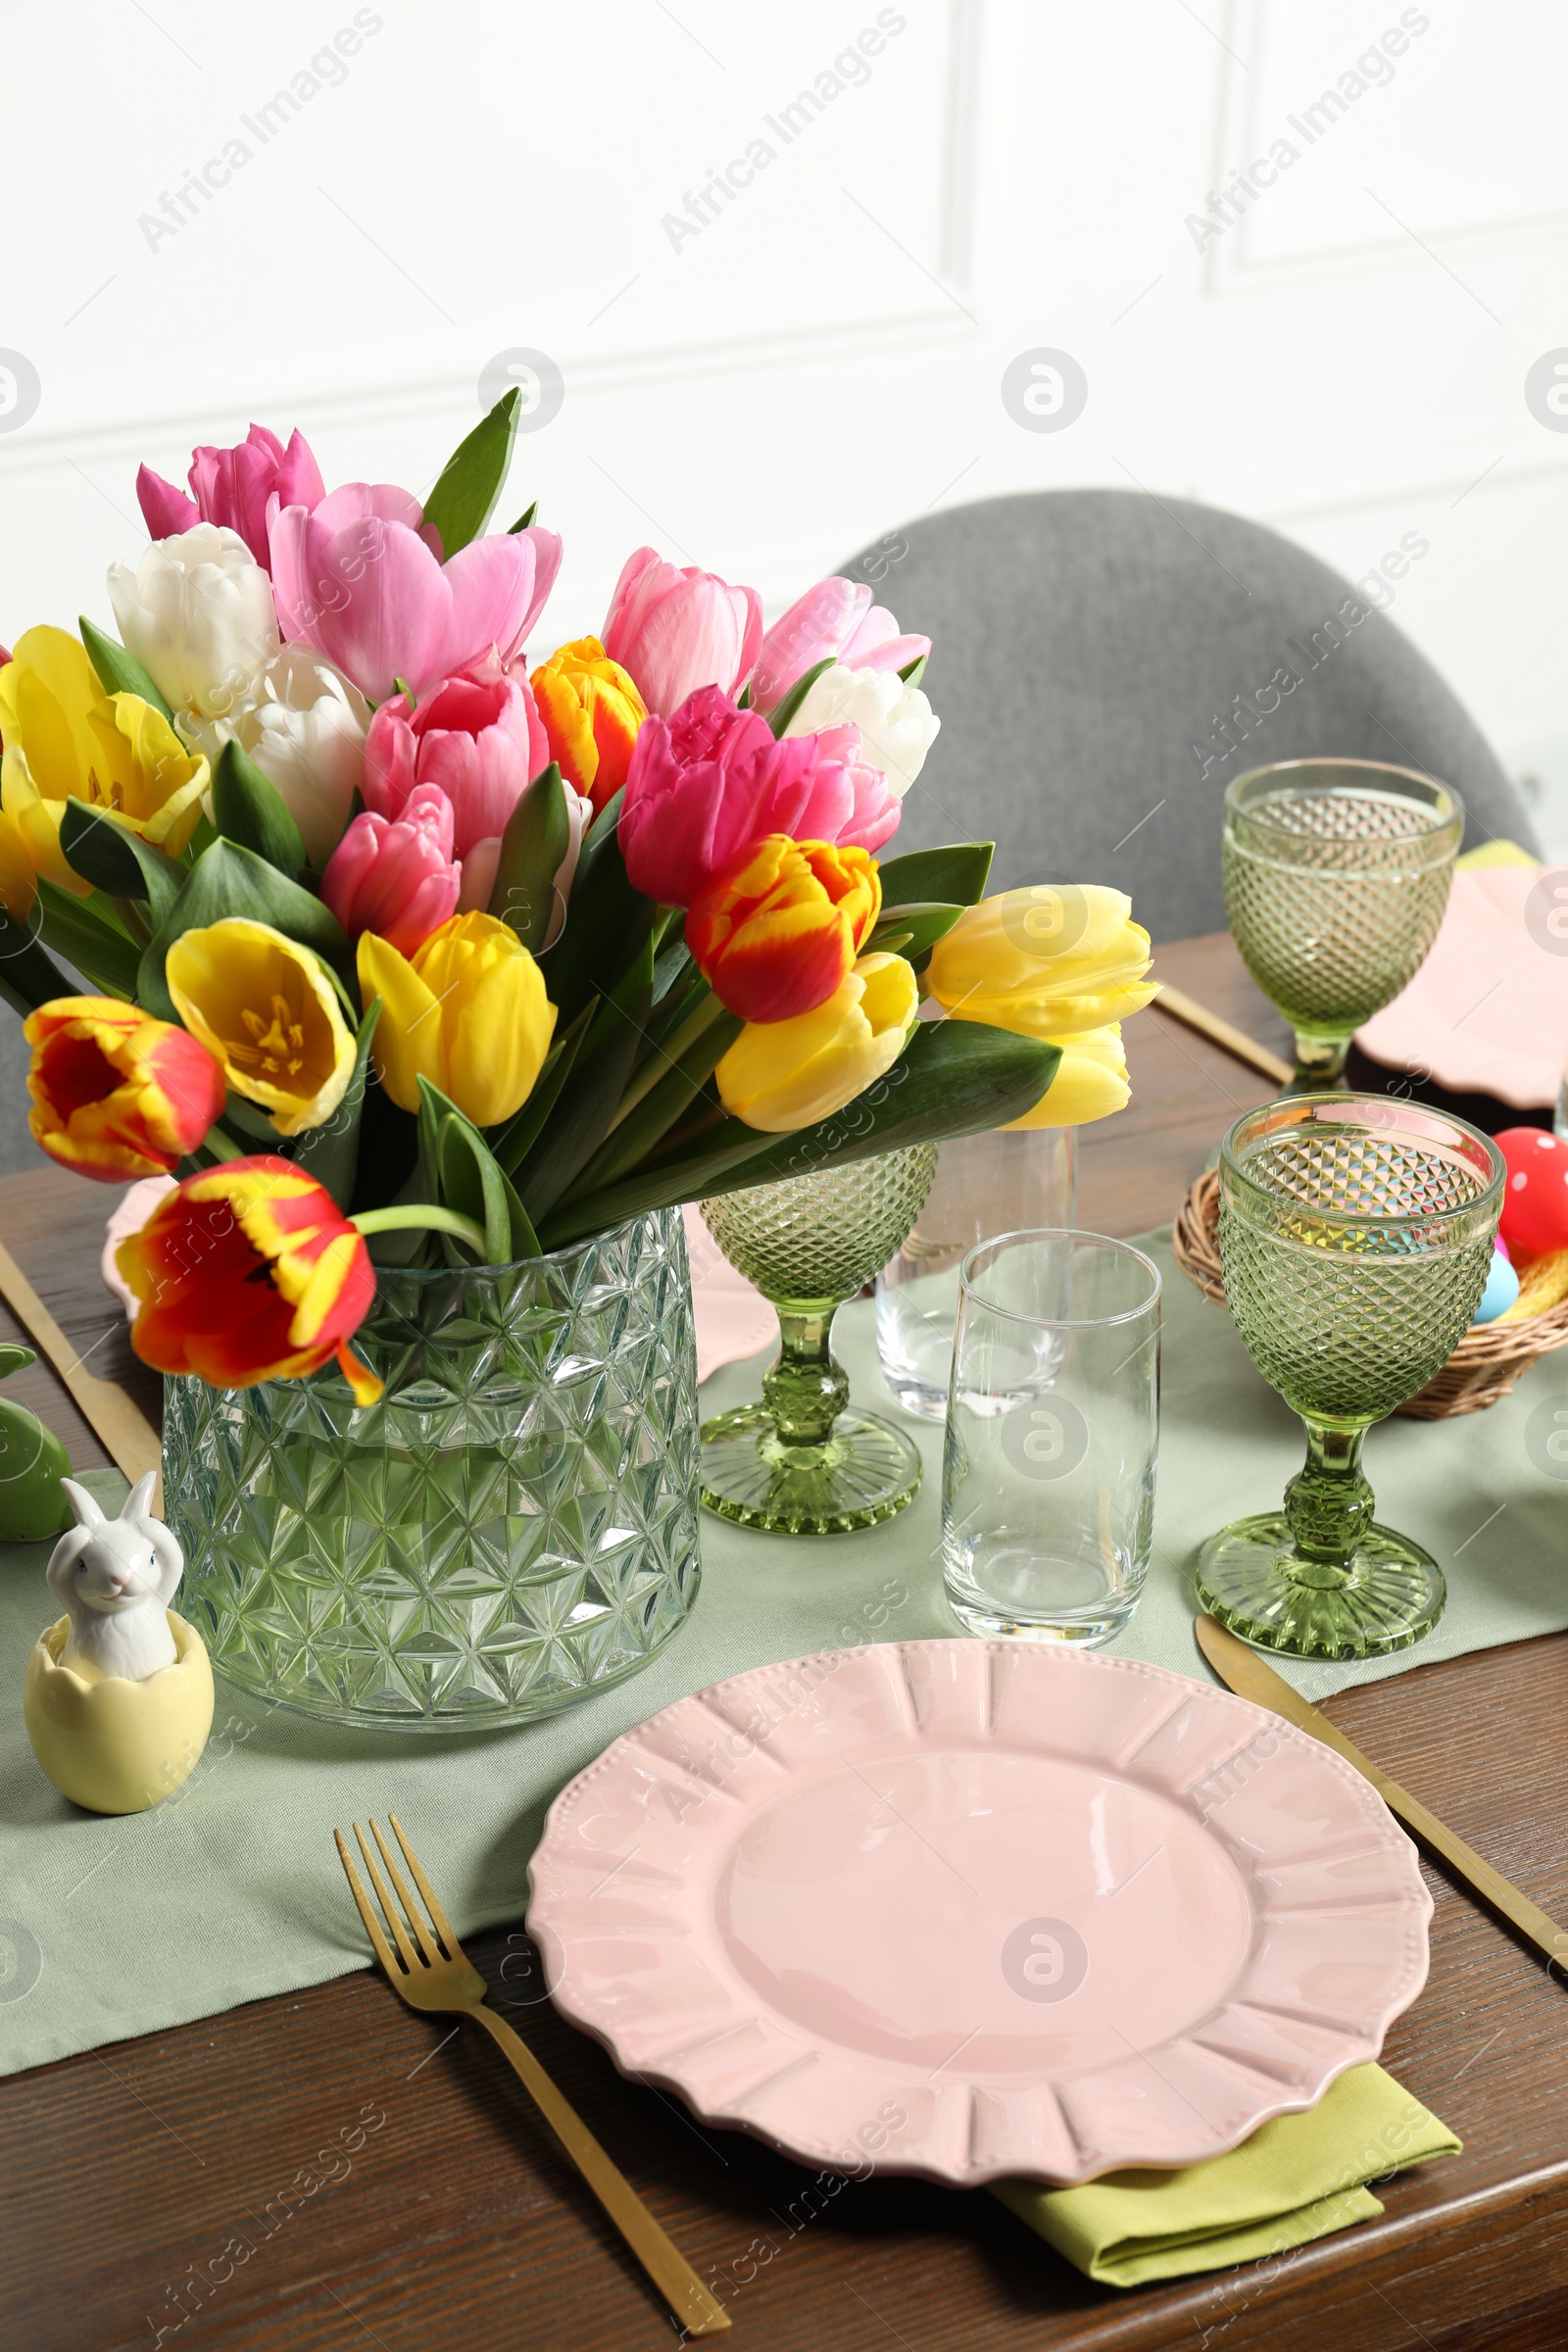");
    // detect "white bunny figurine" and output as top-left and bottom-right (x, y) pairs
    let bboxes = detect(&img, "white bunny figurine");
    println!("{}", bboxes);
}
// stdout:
(46, 1475), (184, 1683)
